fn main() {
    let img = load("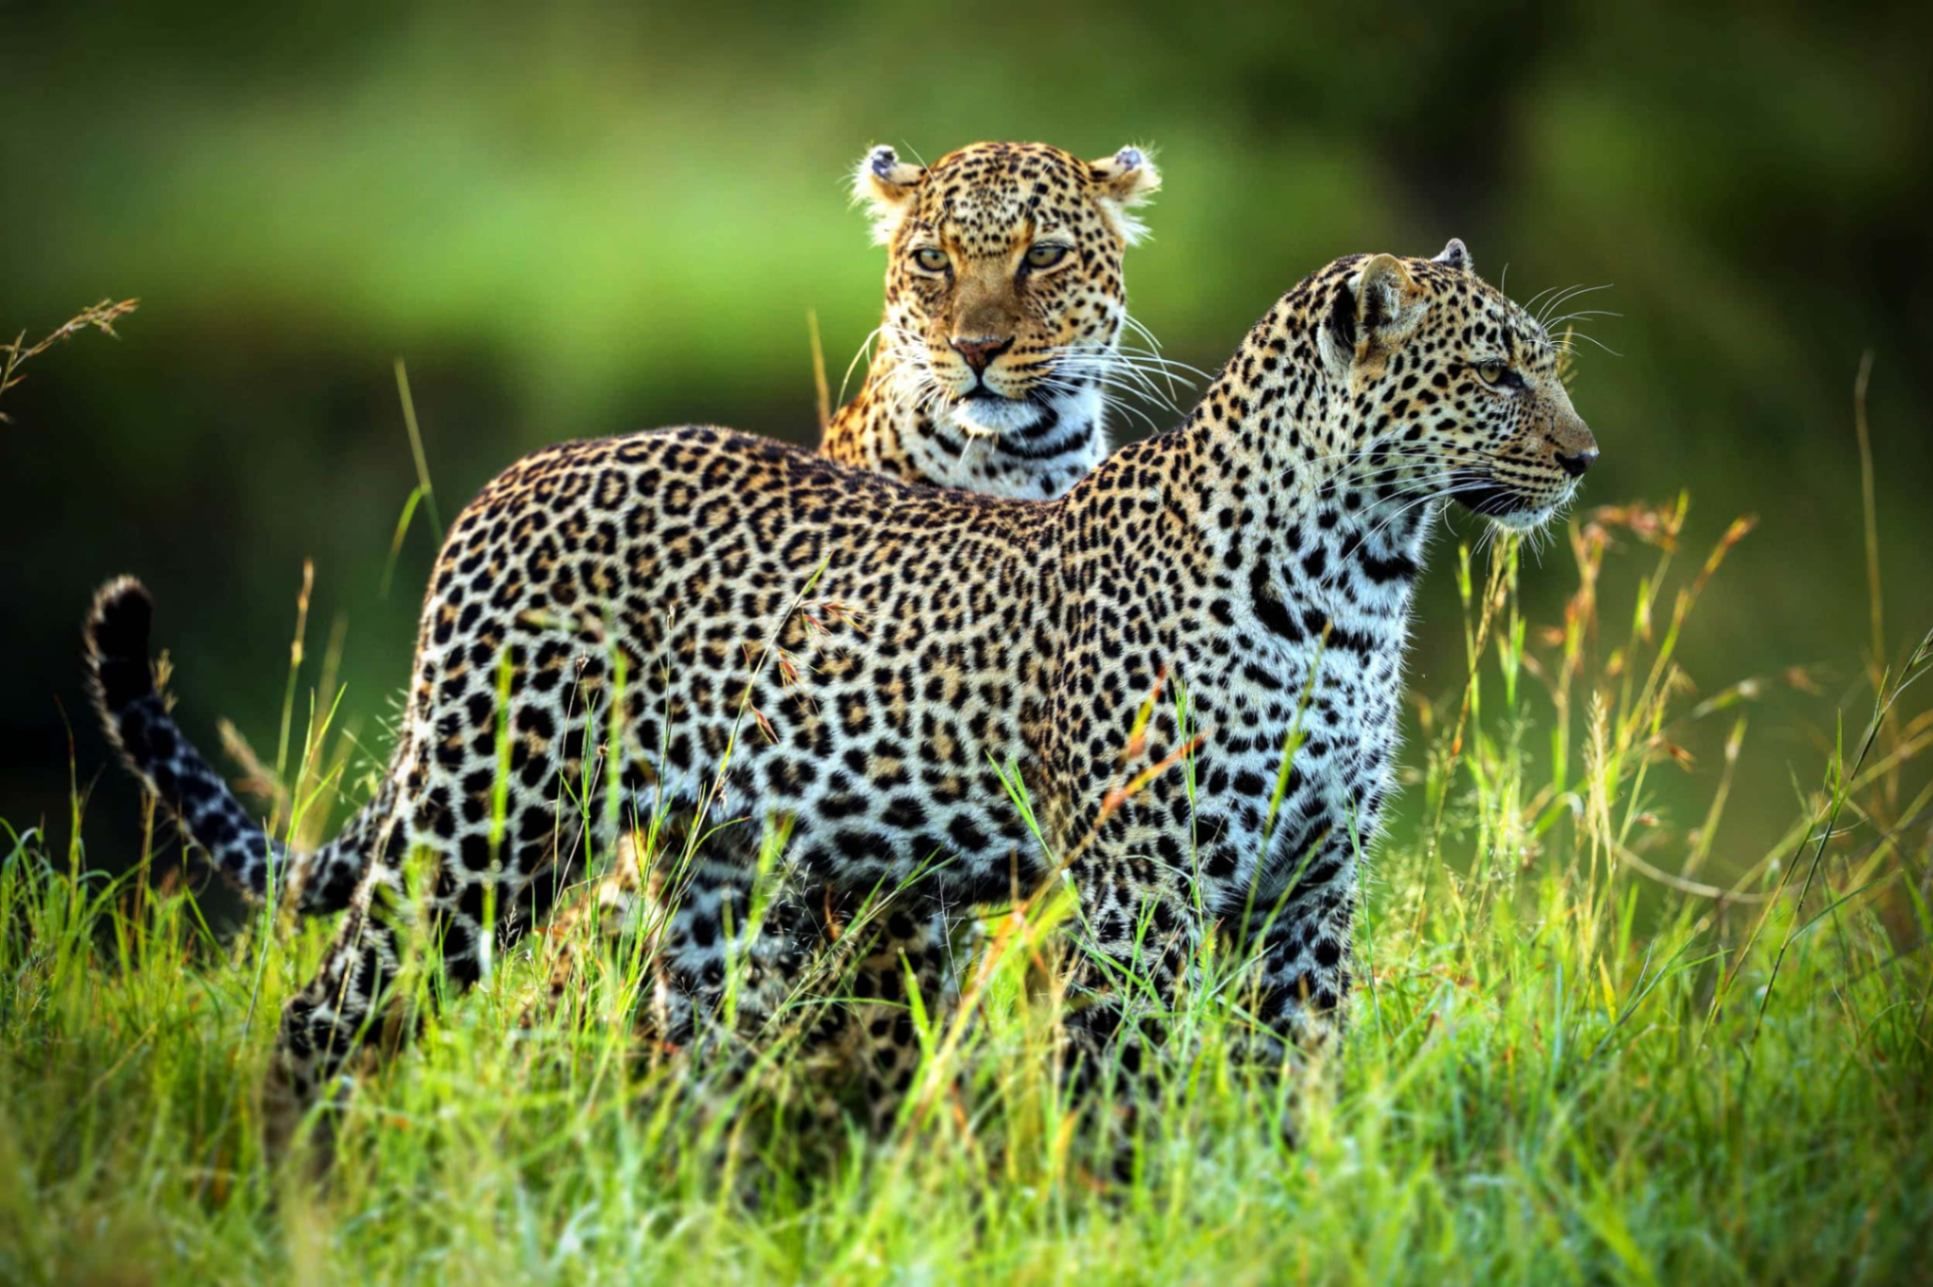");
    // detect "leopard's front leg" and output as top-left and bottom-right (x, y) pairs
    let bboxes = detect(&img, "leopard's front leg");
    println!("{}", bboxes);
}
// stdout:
(1059, 844), (1205, 1096)
(1243, 830), (1359, 1052)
